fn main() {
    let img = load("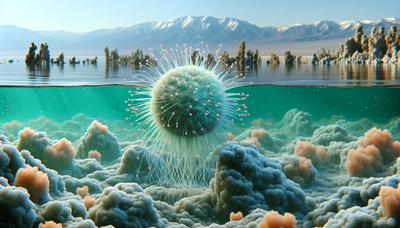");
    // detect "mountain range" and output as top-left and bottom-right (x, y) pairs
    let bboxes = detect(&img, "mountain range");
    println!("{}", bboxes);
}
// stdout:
(1, 16), (399, 56)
